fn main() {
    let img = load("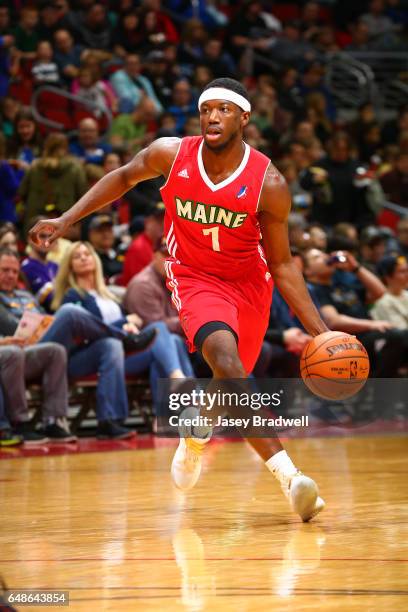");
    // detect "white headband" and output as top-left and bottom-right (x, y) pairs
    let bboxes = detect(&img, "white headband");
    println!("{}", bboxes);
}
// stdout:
(198, 87), (251, 112)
